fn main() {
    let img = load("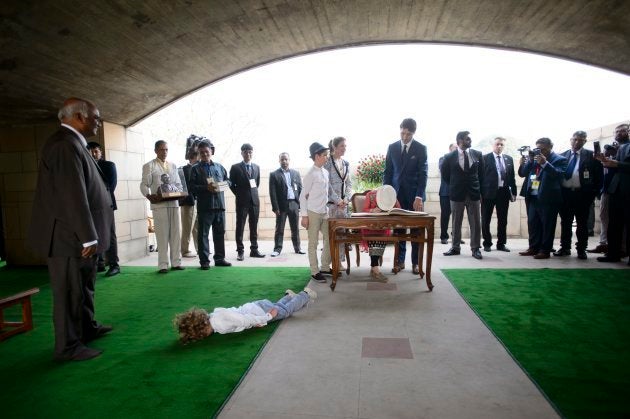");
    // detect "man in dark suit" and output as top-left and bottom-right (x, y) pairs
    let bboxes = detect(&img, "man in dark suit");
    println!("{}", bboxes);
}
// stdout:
(518, 138), (568, 259)
(441, 131), (484, 260)
(598, 123), (630, 265)
(383, 118), (428, 274)
(438, 143), (458, 244)
(481, 137), (517, 252)
(269, 152), (304, 256)
(229, 143), (265, 260)
(87, 141), (120, 276)
(189, 140), (232, 269)
(28, 98), (114, 361)
(554, 131), (603, 260)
